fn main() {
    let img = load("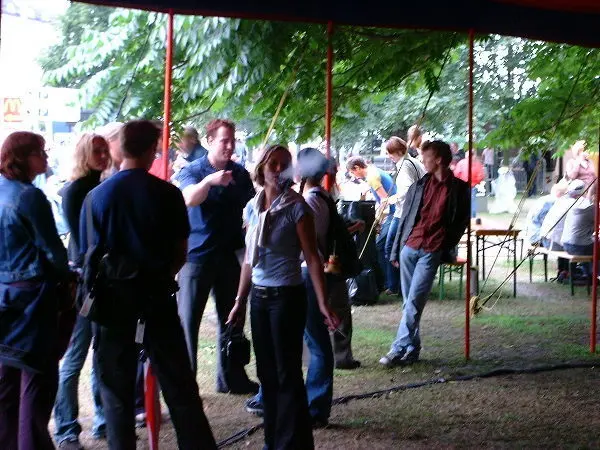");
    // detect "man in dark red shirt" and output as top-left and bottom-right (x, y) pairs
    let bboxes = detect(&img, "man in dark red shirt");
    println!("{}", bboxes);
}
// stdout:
(381, 141), (470, 367)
